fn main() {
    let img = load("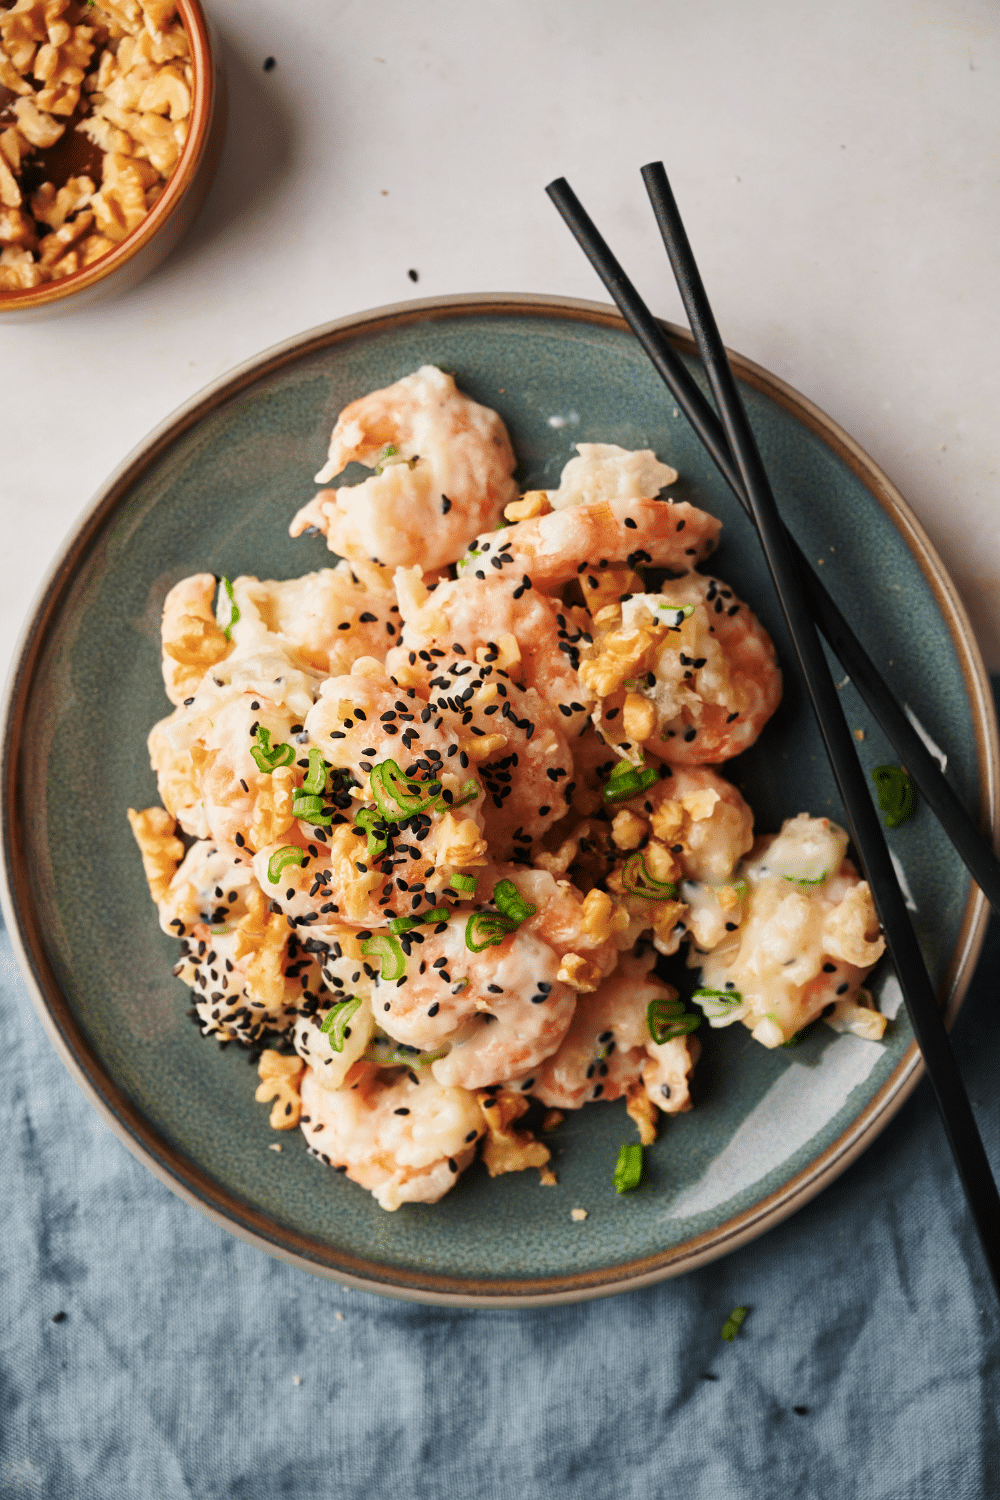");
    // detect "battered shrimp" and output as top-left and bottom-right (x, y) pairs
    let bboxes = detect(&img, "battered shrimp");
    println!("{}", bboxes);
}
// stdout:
(386, 569), (595, 735)
(457, 494), (721, 594)
(541, 443), (679, 510)
(299, 1063), (484, 1210)
(161, 842), (323, 1041)
(693, 814), (887, 1047)
(290, 366), (518, 572)
(234, 561), (400, 678)
(525, 950), (699, 1116)
(583, 579), (781, 765)
(362, 908), (577, 1089)
(616, 764), (755, 885)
